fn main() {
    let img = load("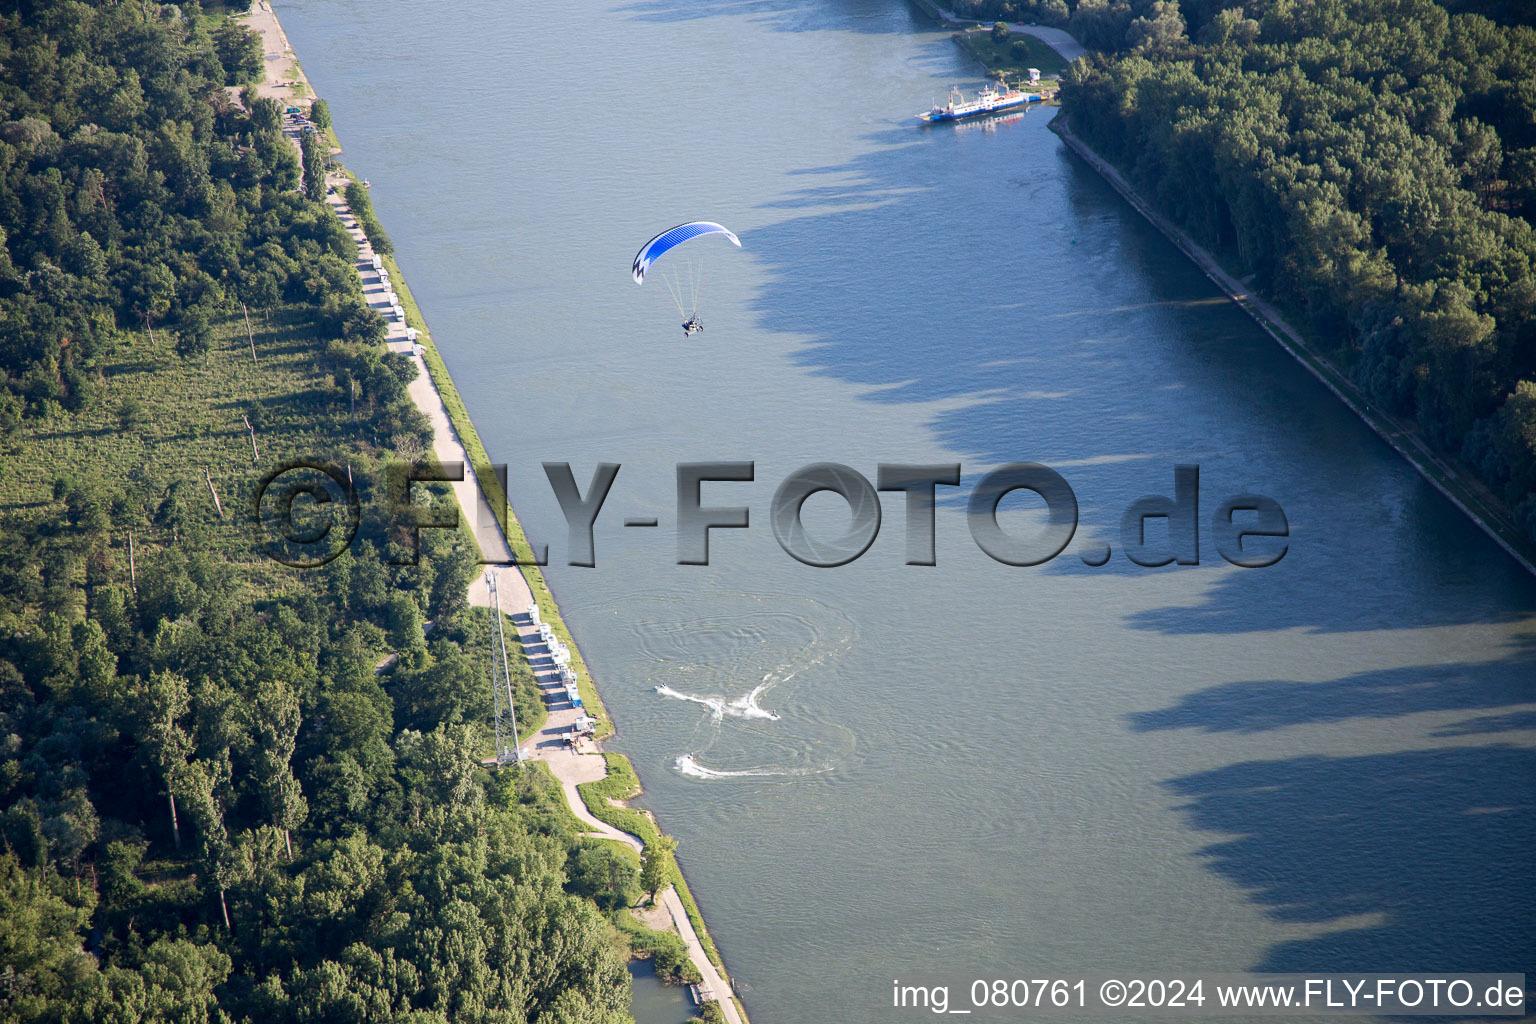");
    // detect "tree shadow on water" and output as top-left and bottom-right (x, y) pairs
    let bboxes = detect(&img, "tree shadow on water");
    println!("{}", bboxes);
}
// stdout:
(615, 0), (924, 32)
(1117, 545), (1536, 636)
(1166, 746), (1536, 972)
(1129, 634), (1536, 735)
(737, 114), (1536, 634)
